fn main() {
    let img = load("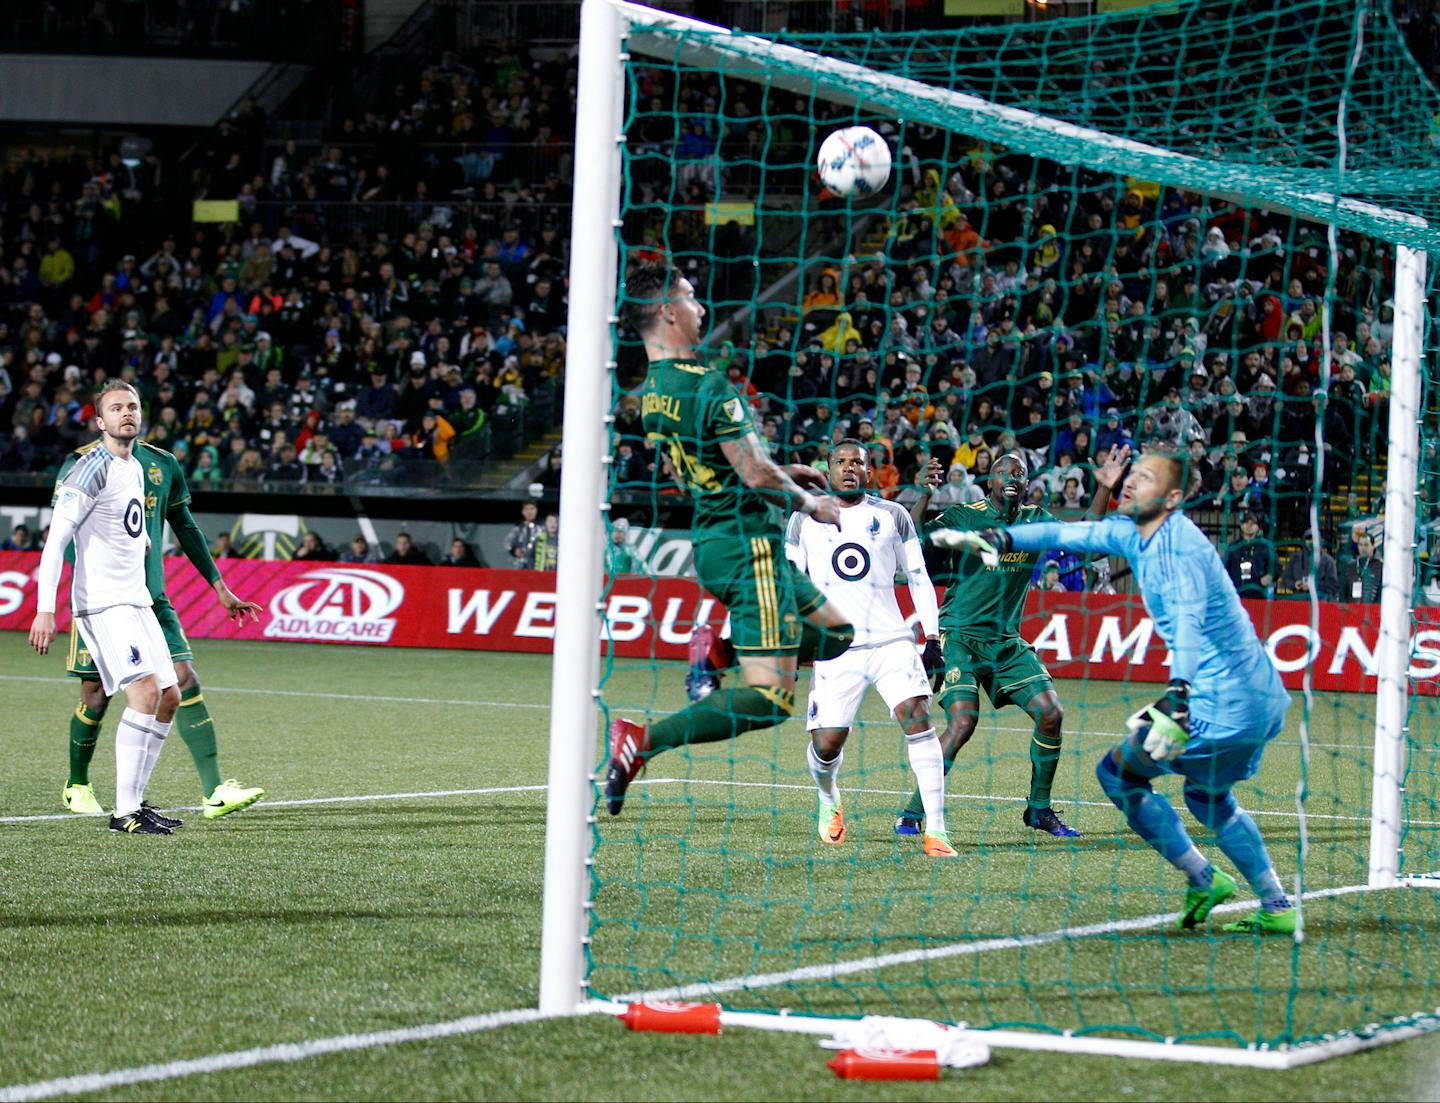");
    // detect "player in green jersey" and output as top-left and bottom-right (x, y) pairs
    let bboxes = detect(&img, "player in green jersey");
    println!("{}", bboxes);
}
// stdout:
(897, 445), (1130, 838)
(56, 437), (266, 820)
(605, 261), (854, 816)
